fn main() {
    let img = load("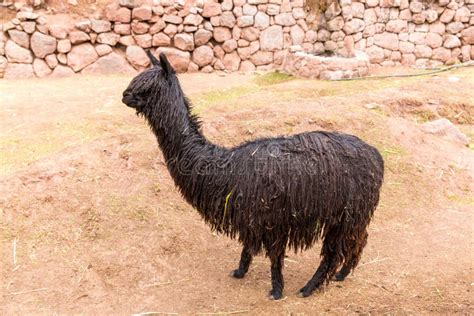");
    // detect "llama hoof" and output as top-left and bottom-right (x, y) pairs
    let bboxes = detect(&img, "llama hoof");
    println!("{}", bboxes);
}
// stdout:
(334, 272), (347, 282)
(230, 269), (245, 279)
(298, 290), (312, 298)
(298, 286), (313, 298)
(268, 289), (283, 300)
